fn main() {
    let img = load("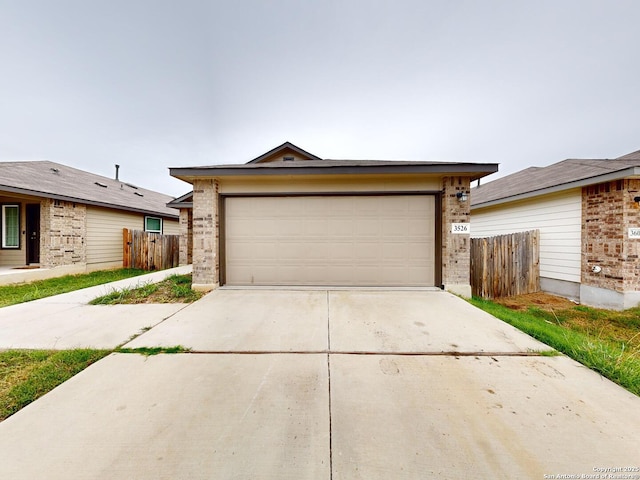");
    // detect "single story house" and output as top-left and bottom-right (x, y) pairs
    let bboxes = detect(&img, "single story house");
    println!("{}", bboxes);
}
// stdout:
(470, 149), (640, 310)
(169, 142), (498, 295)
(0, 160), (179, 282)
